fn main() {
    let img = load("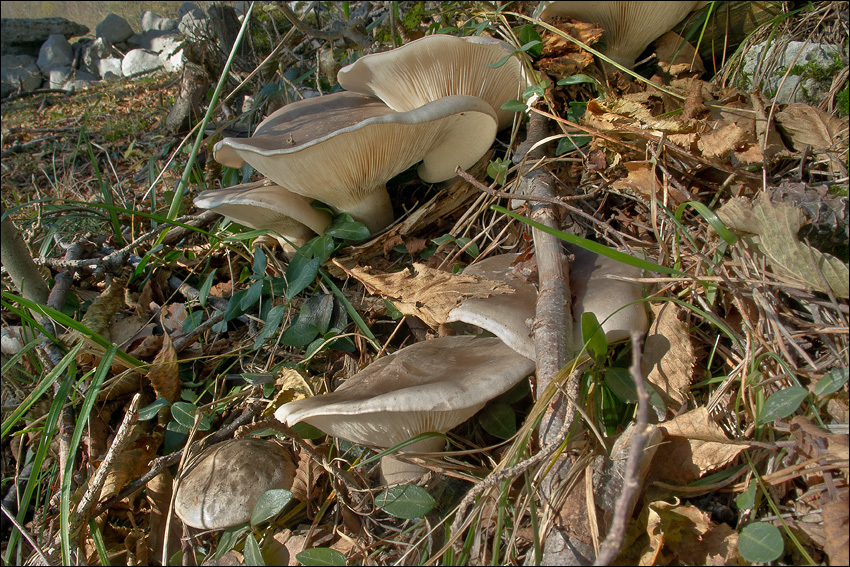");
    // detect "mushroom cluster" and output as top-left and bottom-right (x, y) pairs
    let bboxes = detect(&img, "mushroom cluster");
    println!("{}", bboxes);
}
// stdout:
(195, 34), (529, 240)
